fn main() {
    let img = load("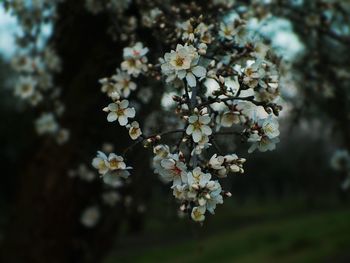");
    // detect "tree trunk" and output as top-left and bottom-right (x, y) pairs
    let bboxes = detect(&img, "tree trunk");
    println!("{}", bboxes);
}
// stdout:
(0, 1), (154, 262)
